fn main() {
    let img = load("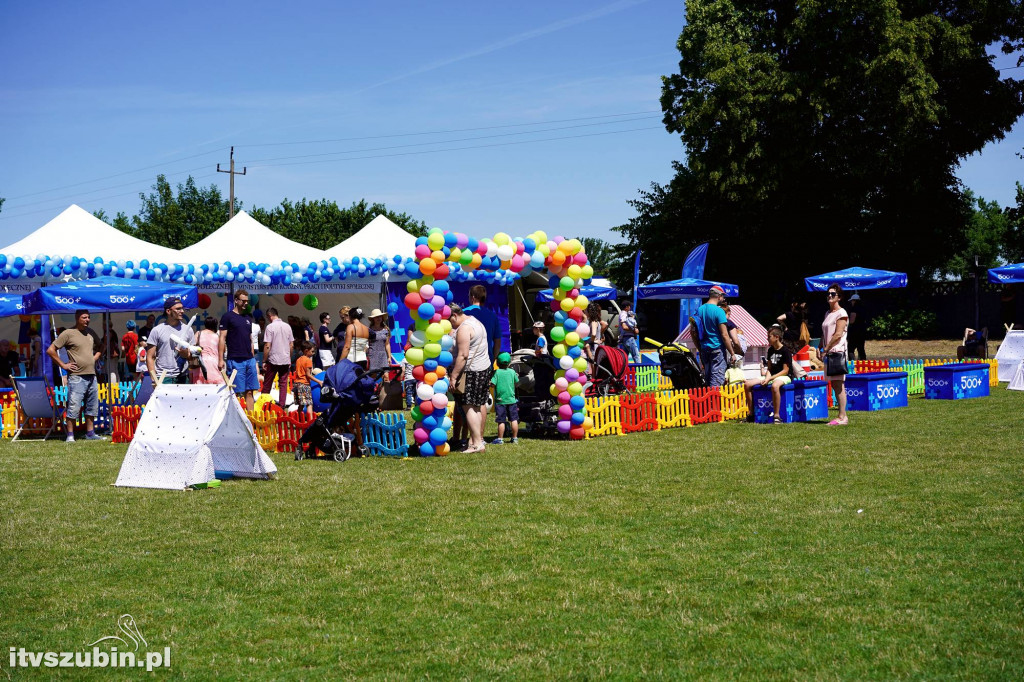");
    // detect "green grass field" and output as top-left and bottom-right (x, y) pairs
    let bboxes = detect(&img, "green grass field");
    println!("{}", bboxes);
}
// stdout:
(2, 389), (1022, 679)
